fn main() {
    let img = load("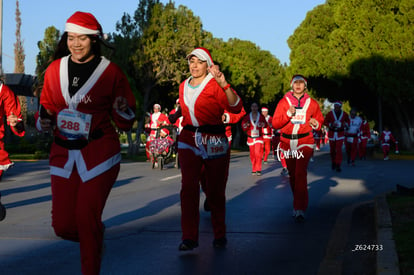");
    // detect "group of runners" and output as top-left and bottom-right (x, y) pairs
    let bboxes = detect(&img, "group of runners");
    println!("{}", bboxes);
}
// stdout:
(0, 11), (403, 275)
